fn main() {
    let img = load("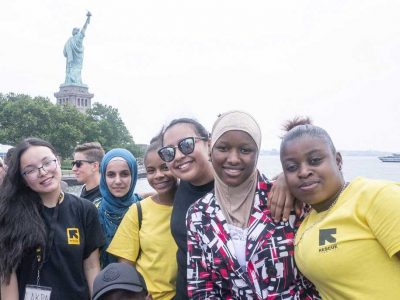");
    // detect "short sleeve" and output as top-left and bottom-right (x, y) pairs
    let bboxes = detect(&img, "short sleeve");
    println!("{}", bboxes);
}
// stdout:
(365, 182), (400, 257)
(107, 203), (140, 262)
(83, 201), (105, 259)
